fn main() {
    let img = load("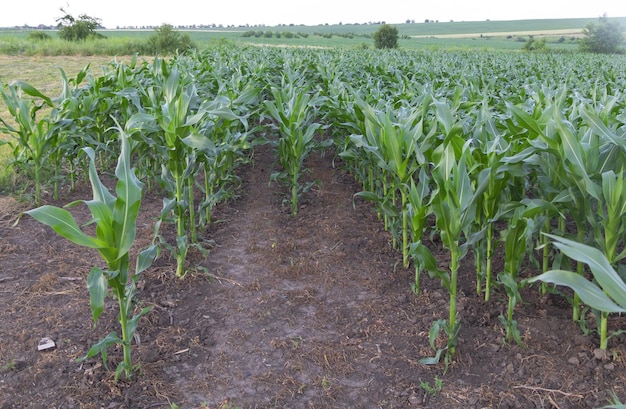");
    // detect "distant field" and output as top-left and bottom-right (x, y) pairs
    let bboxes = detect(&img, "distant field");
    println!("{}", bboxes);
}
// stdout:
(1, 16), (624, 51)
